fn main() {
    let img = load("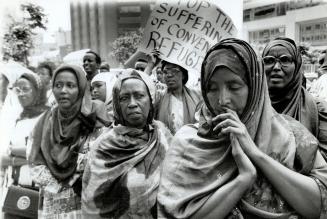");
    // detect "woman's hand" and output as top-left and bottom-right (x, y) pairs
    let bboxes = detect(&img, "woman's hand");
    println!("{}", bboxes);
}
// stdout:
(147, 48), (162, 66)
(230, 134), (257, 186)
(212, 108), (260, 158)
